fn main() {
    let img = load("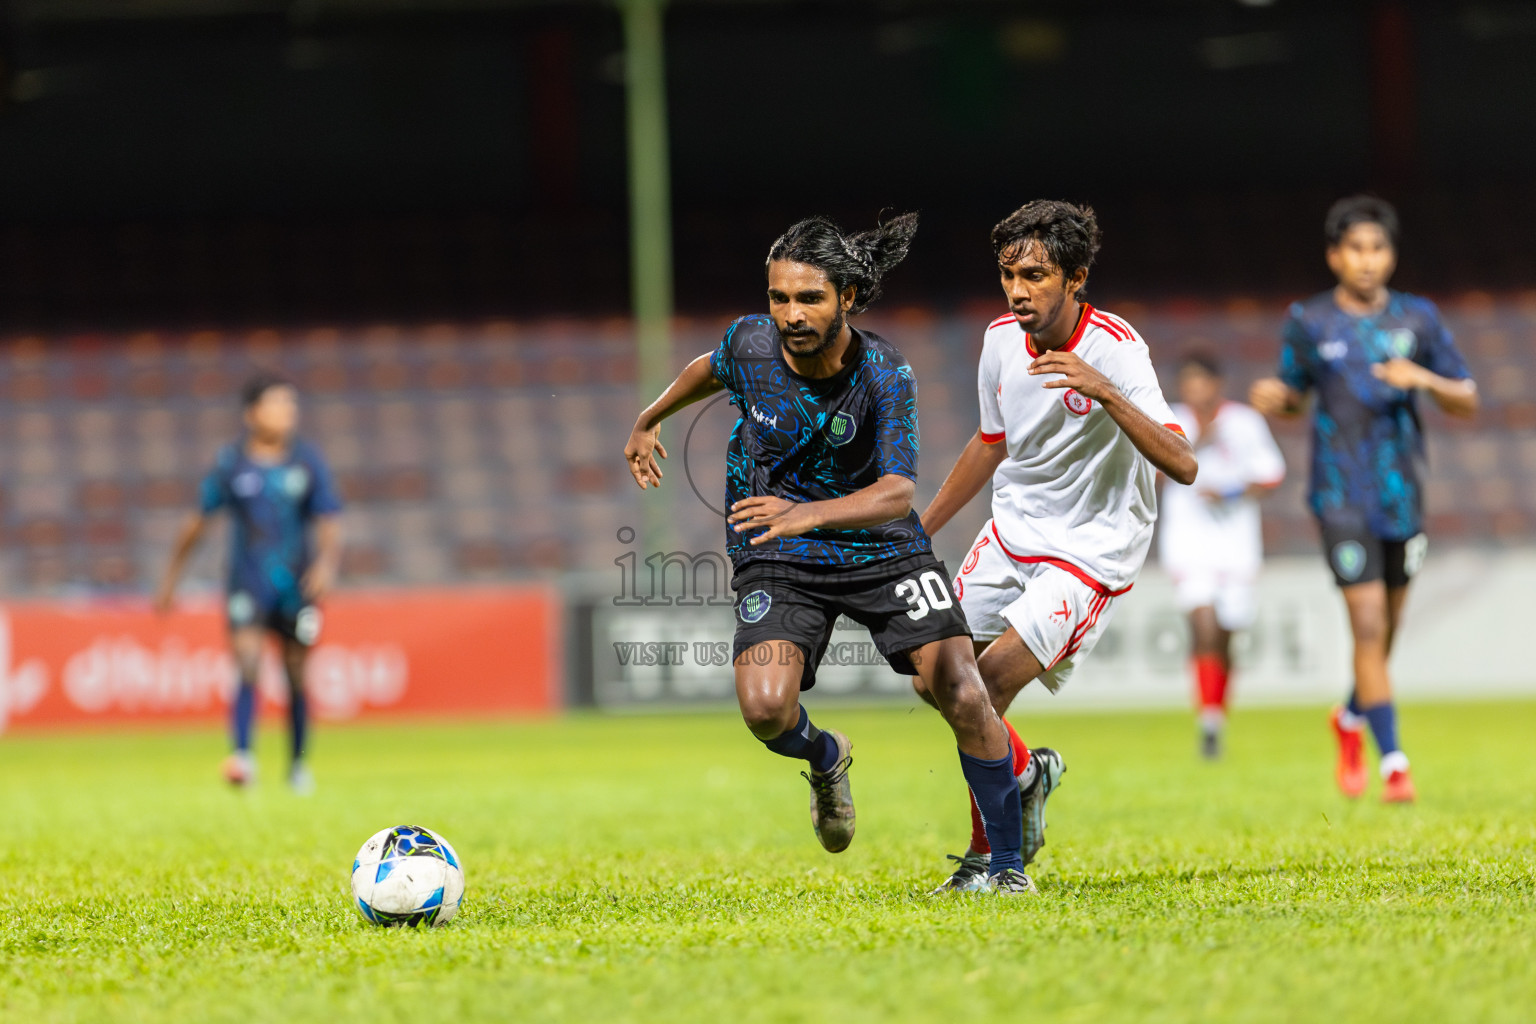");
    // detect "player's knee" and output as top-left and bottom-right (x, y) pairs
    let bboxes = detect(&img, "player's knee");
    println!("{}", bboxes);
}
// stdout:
(739, 694), (794, 738)
(1349, 611), (1389, 647)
